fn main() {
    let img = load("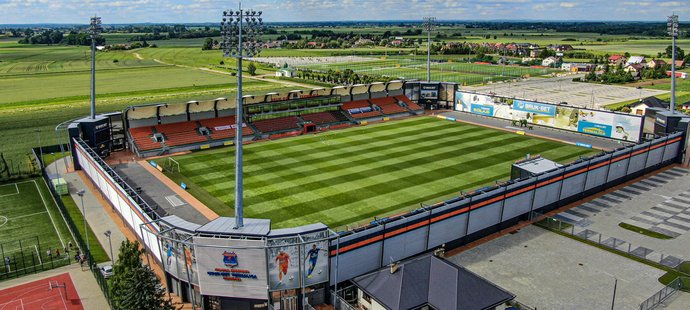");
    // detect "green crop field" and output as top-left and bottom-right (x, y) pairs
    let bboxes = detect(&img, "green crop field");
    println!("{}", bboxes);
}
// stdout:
(164, 117), (596, 229)
(0, 178), (73, 279)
